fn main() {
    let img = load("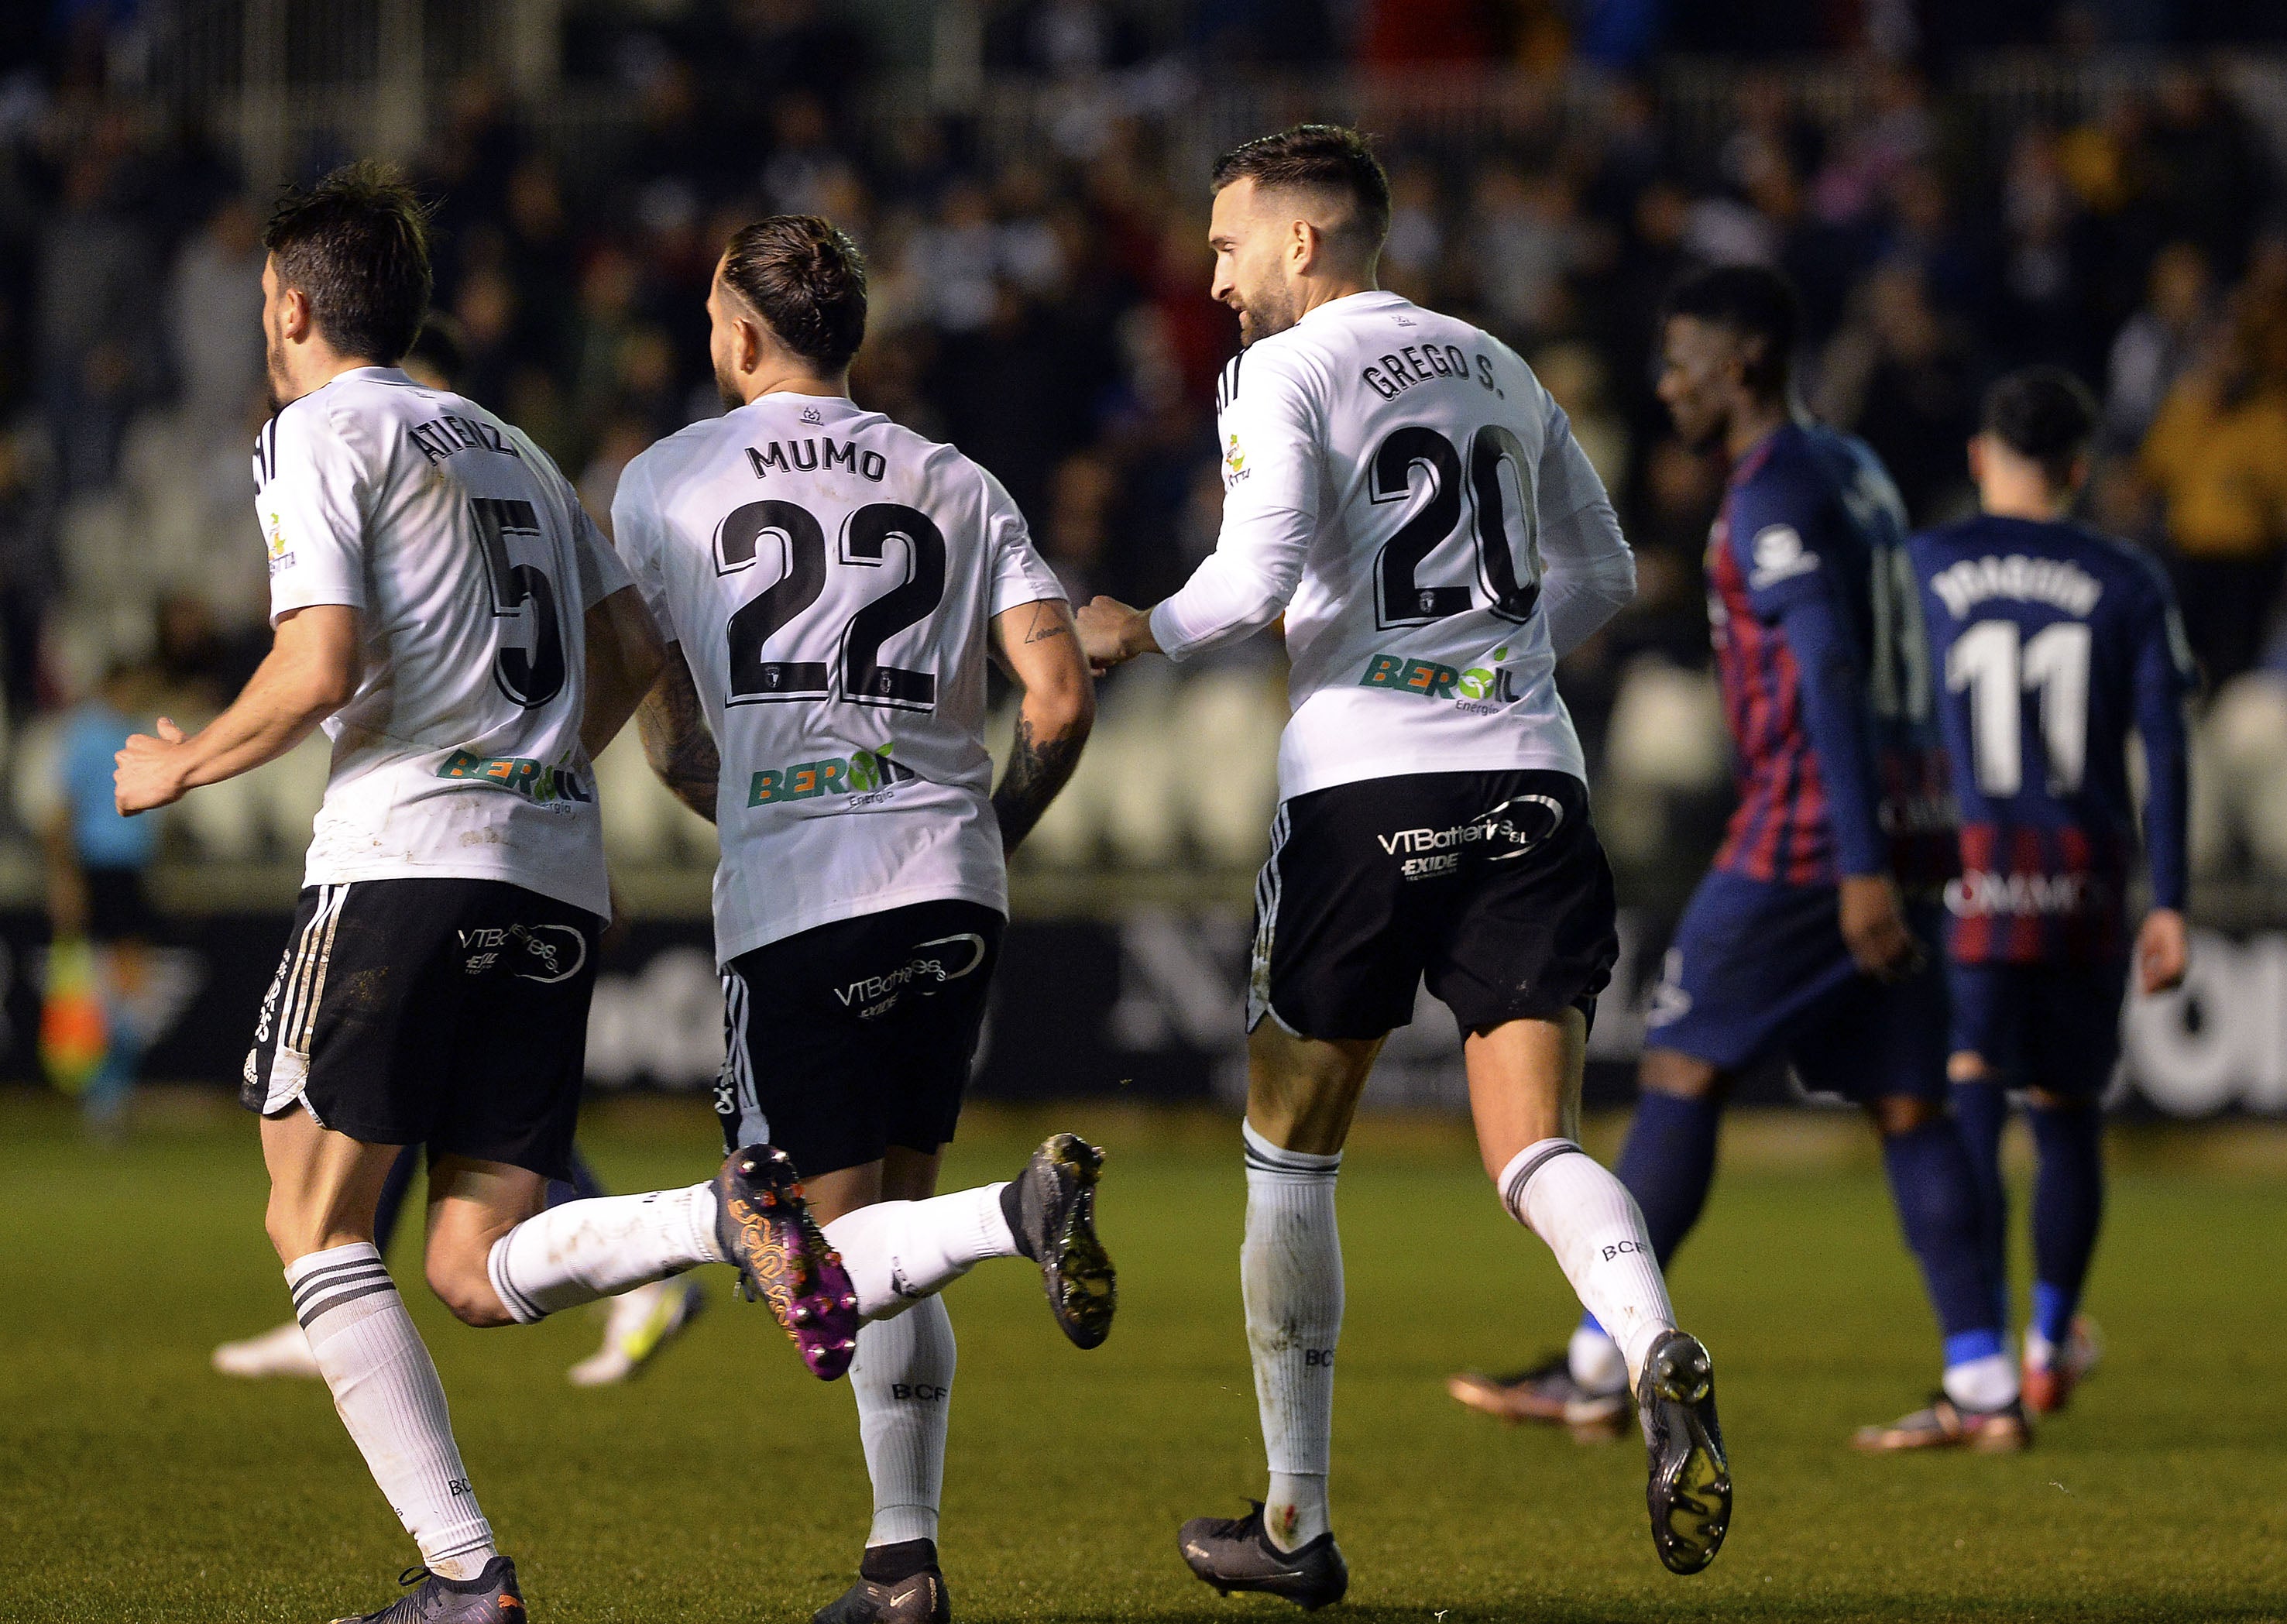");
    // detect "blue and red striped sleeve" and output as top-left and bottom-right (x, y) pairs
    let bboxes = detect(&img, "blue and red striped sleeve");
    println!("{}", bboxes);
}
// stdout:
(1729, 477), (1888, 878)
